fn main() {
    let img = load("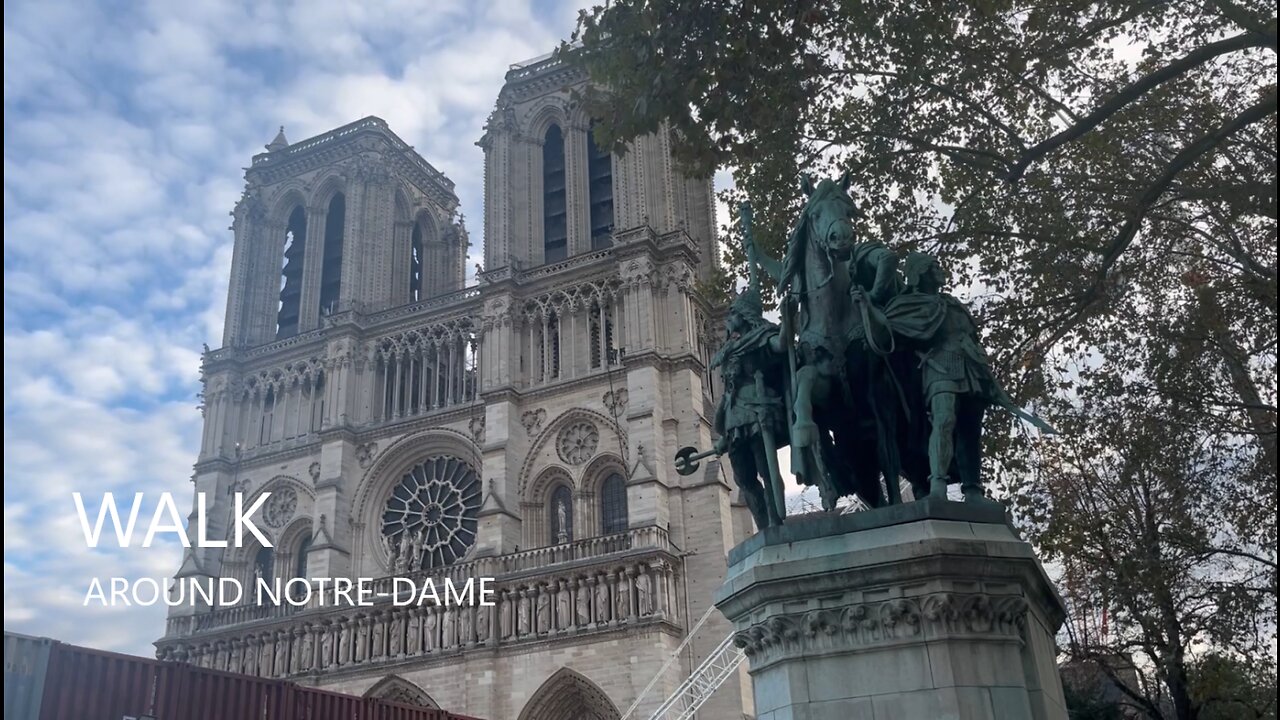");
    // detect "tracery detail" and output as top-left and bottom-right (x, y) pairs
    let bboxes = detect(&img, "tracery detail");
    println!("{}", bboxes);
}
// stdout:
(557, 422), (600, 465)
(263, 487), (298, 528)
(381, 456), (482, 571)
